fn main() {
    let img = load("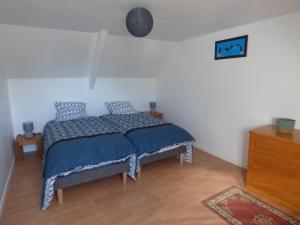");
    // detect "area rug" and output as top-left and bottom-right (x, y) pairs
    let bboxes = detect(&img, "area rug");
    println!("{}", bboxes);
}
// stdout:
(203, 186), (299, 225)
